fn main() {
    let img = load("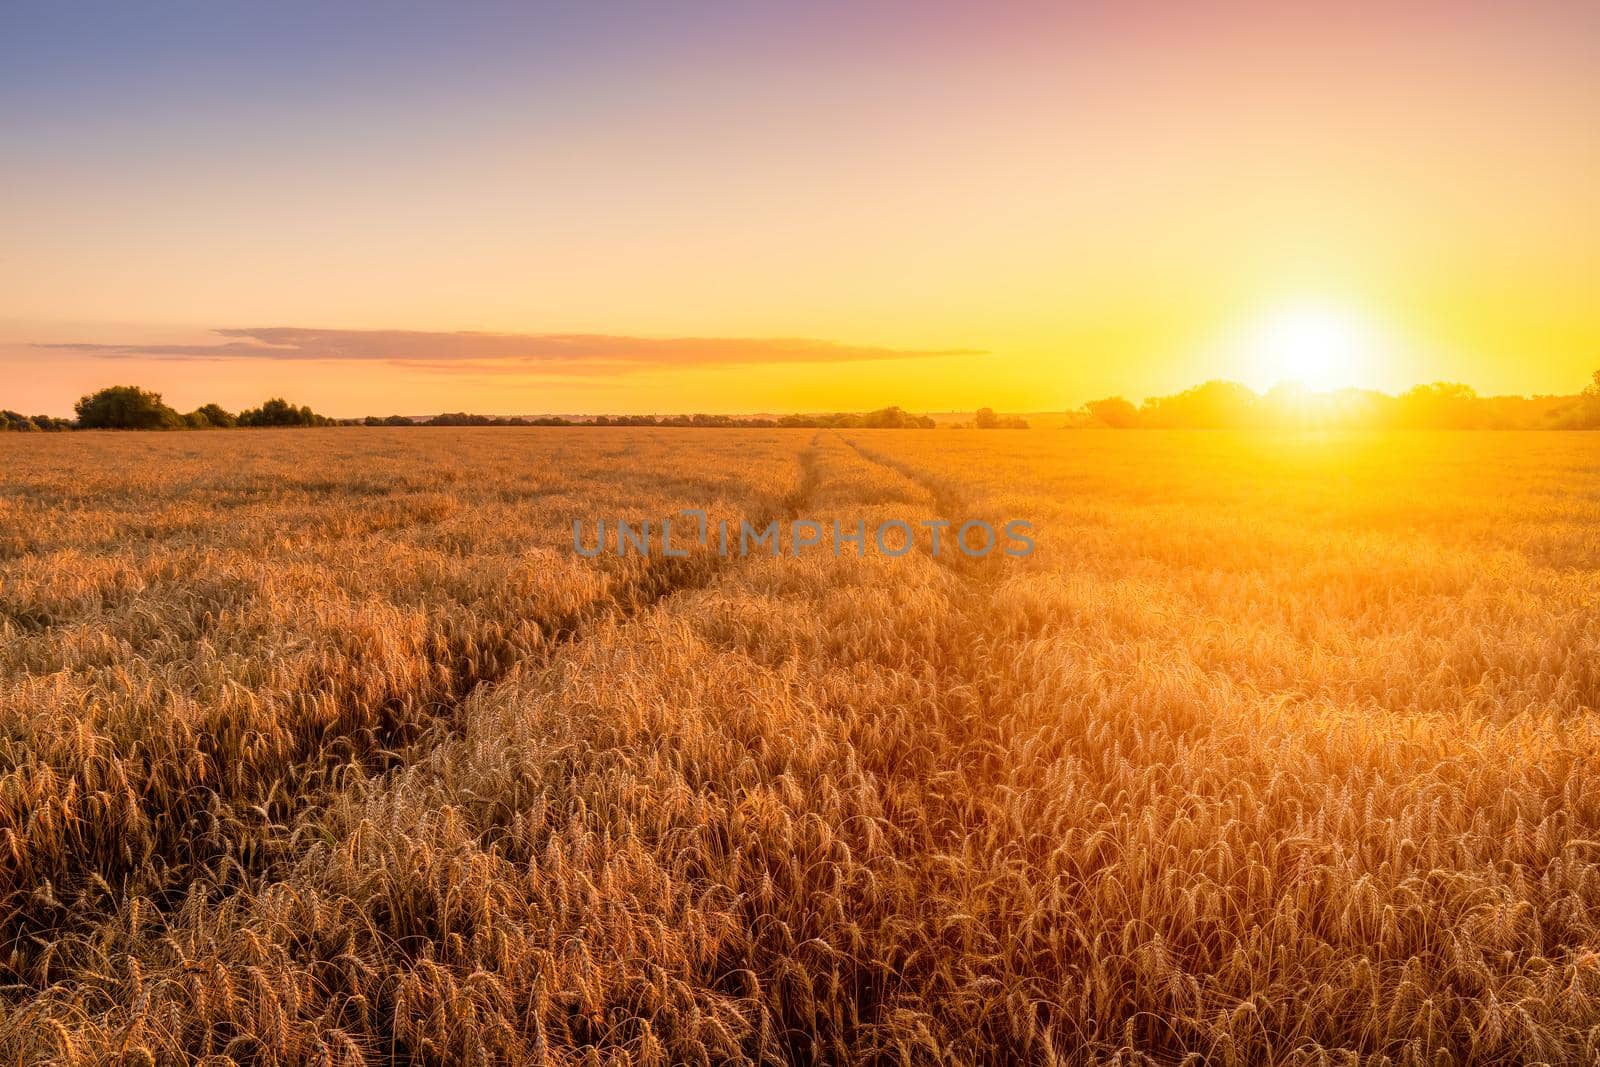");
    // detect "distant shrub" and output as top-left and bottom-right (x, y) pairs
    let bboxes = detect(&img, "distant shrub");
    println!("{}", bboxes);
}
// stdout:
(1571, 371), (1600, 429)
(238, 397), (330, 427)
(187, 403), (237, 428)
(1392, 382), (1482, 429)
(1138, 381), (1257, 429)
(0, 410), (72, 432)
(859, 405), (936, 429)
(426, 412), (496, 426)
(974, 406), (1029, 429)
(1083, 396), (1140, 428)
(74, 385), (185, 430)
